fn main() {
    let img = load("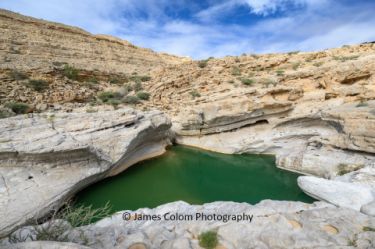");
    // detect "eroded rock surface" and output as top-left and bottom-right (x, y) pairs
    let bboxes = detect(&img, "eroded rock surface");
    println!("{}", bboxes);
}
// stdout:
(0, 109), (171, 237)
(2, 201), (375, 249)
